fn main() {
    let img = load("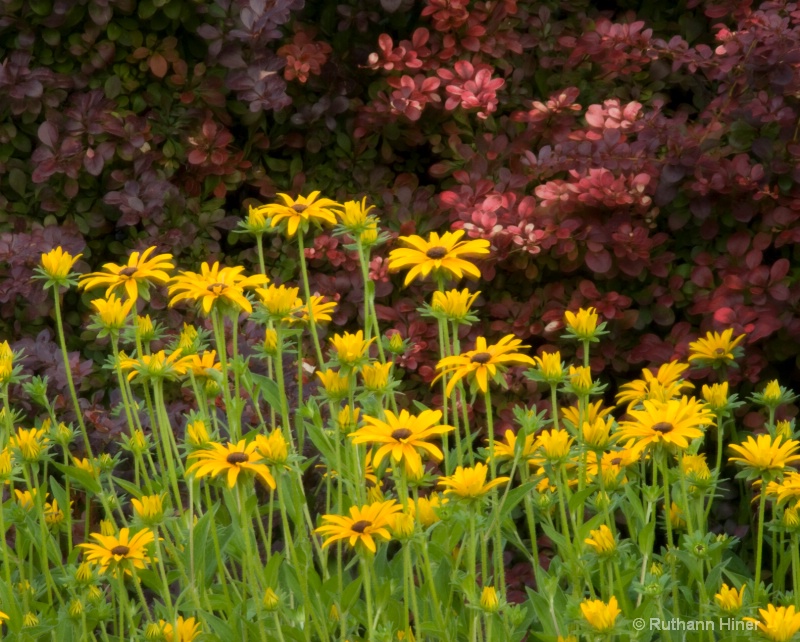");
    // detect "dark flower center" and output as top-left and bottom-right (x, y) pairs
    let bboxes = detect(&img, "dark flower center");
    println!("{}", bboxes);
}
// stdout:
(207, 282), (227, 293)
(652, 422), (674, 434)
(292, 204), (308, 213)
(714, 347), (726, 355)
(351, 520), (372, 533)
(226, 452), (250, 464)
(111, 545), (130, 556)
(470, 352), (492, 364)
(118, 267), (138, 277)
(610, 457), (623, 466)
(391, 428), (413, 441)
(425, 246), (448, 259)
